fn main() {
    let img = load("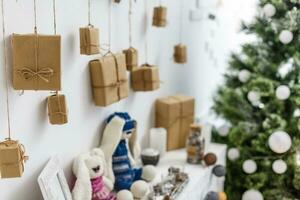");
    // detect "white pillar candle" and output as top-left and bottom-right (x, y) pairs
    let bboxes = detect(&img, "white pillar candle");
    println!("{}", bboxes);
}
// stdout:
(150, 128), (167, 156)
